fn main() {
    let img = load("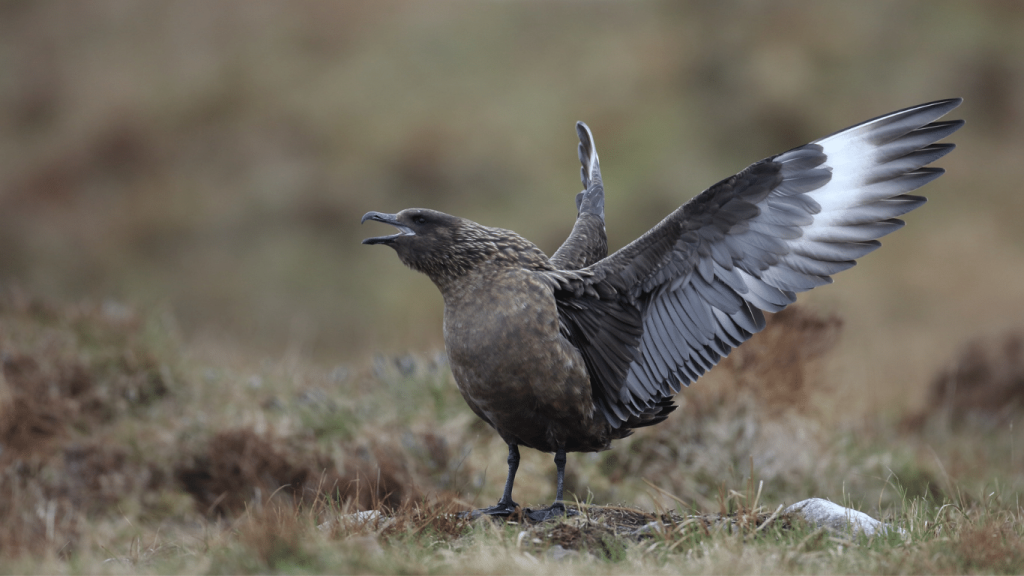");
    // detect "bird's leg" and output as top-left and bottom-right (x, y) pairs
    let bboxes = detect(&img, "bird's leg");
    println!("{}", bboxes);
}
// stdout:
(465, 443), (520, 518)
(496, 443), (521, 510)
(553, 447), (567, 504)
(525, 447), (575, 522)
